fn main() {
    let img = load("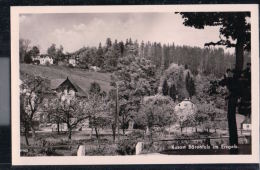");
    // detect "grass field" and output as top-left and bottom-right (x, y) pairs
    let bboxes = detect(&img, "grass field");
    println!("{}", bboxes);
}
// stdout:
(20, 63), (112, 93)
